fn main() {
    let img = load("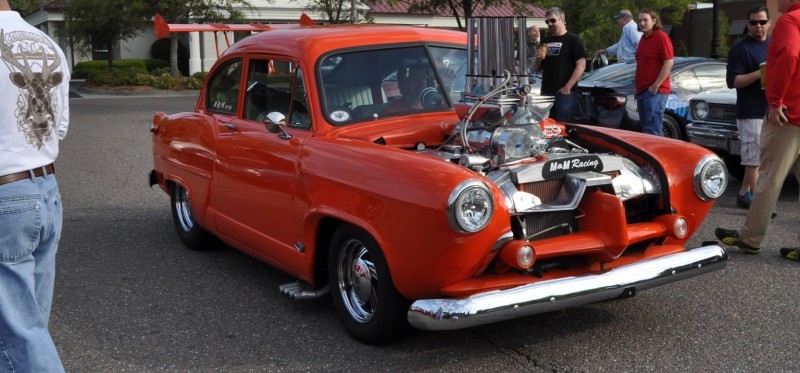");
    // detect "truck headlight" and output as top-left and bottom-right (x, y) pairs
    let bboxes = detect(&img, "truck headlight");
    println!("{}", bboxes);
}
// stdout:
(693, 100), (709, 120)
(448, 180), (494, 233)
(693, 154), (728, 201)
